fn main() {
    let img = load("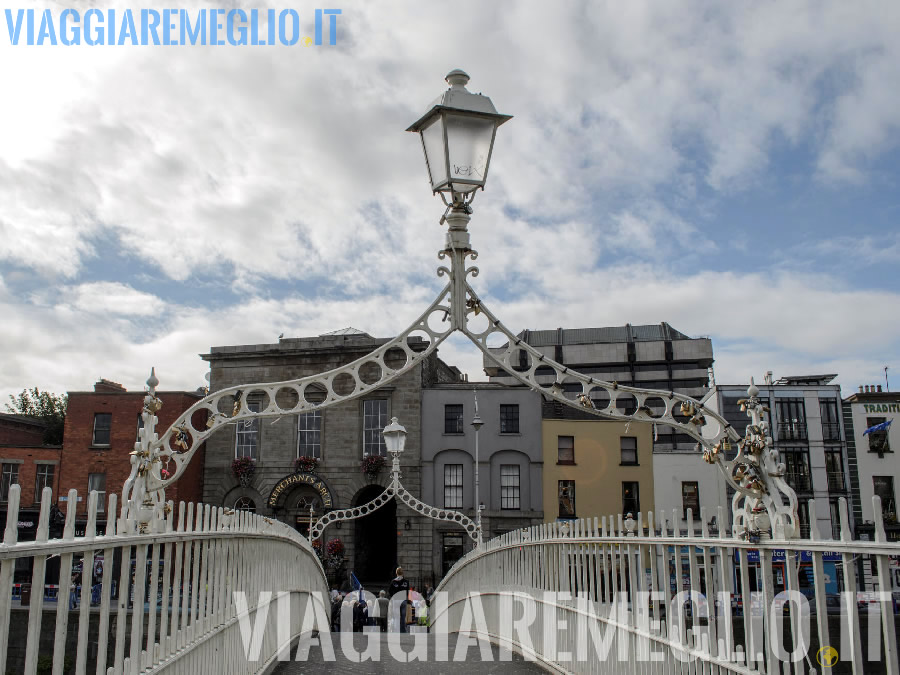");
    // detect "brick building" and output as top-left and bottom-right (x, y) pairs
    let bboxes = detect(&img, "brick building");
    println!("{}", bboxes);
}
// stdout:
(201, 330), (462, 590)
(0, 413), (63, 545)
(60, 379), (206, 530)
